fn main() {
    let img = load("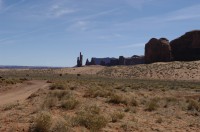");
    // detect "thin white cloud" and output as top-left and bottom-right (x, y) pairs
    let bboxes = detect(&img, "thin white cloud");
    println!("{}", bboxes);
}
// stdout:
(48, 4), (77, 18)
(66, 8), (121, 31)
(0, 0), (26, 13)
(97, 34), (123, 40)
(0, 0), (3, 9)
(118, 43), (145, 49)
(164, 4), (200, 22)
(74, 8), (121, 21)
(67, 21), (89, 31)
(114, 4), (200, 30)
(125, 0), (156, 9)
